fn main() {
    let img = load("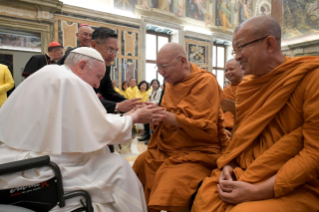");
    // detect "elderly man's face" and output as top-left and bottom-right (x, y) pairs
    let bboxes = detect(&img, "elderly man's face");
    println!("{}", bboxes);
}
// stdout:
(76, 26), (93, 47)
(156, 56), (184, 84)
(232, 28), (268, 76)
(225, 60), (243, 83)
(130, 79), (136, 87)
(81, 61), (106, 89)
(94, 37), (119, 67)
